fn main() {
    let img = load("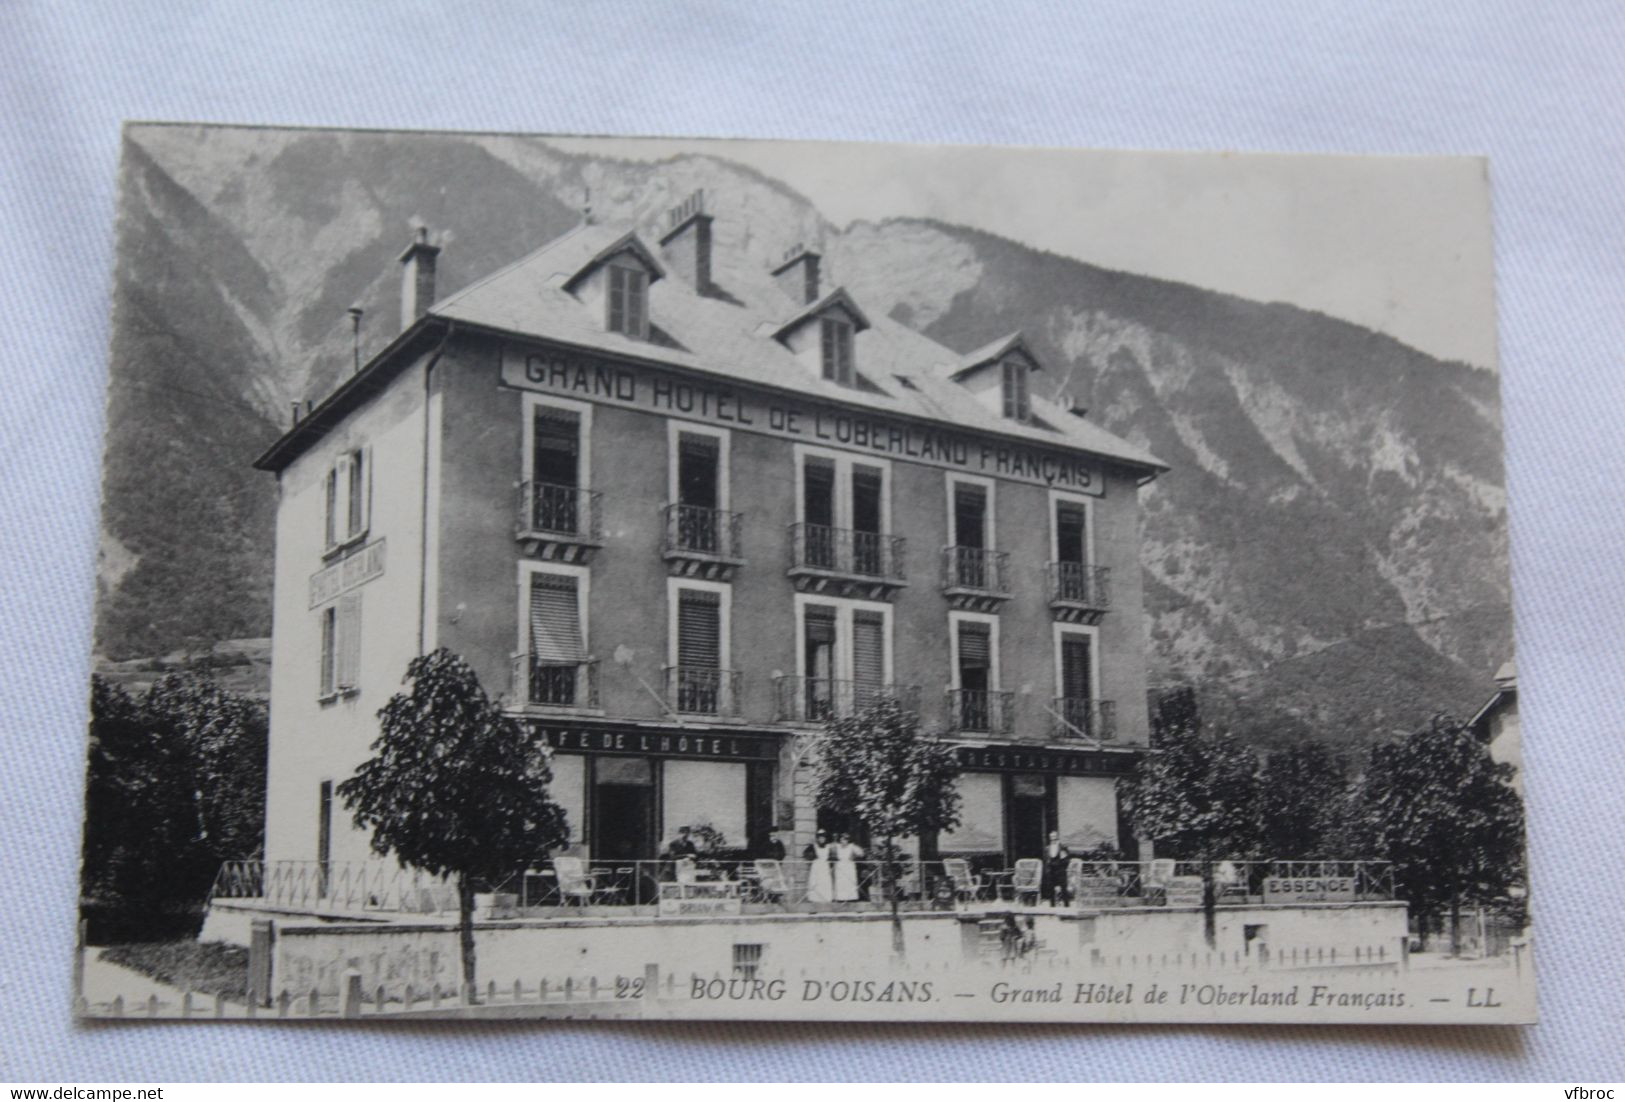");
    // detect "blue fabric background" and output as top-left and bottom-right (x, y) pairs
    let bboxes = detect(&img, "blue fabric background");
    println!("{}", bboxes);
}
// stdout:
(2, 0), (1622, 1081)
